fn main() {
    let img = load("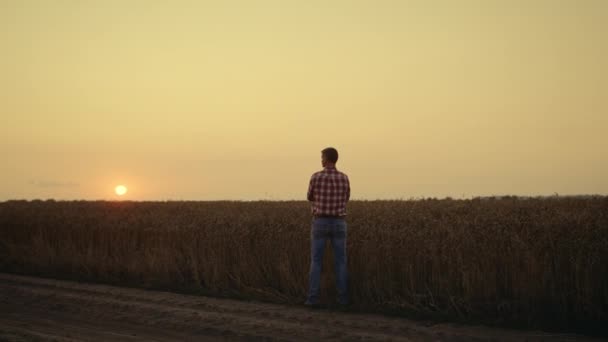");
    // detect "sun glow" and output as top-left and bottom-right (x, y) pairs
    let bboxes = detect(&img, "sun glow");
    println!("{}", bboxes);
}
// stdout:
(114, 185), (127, 196)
